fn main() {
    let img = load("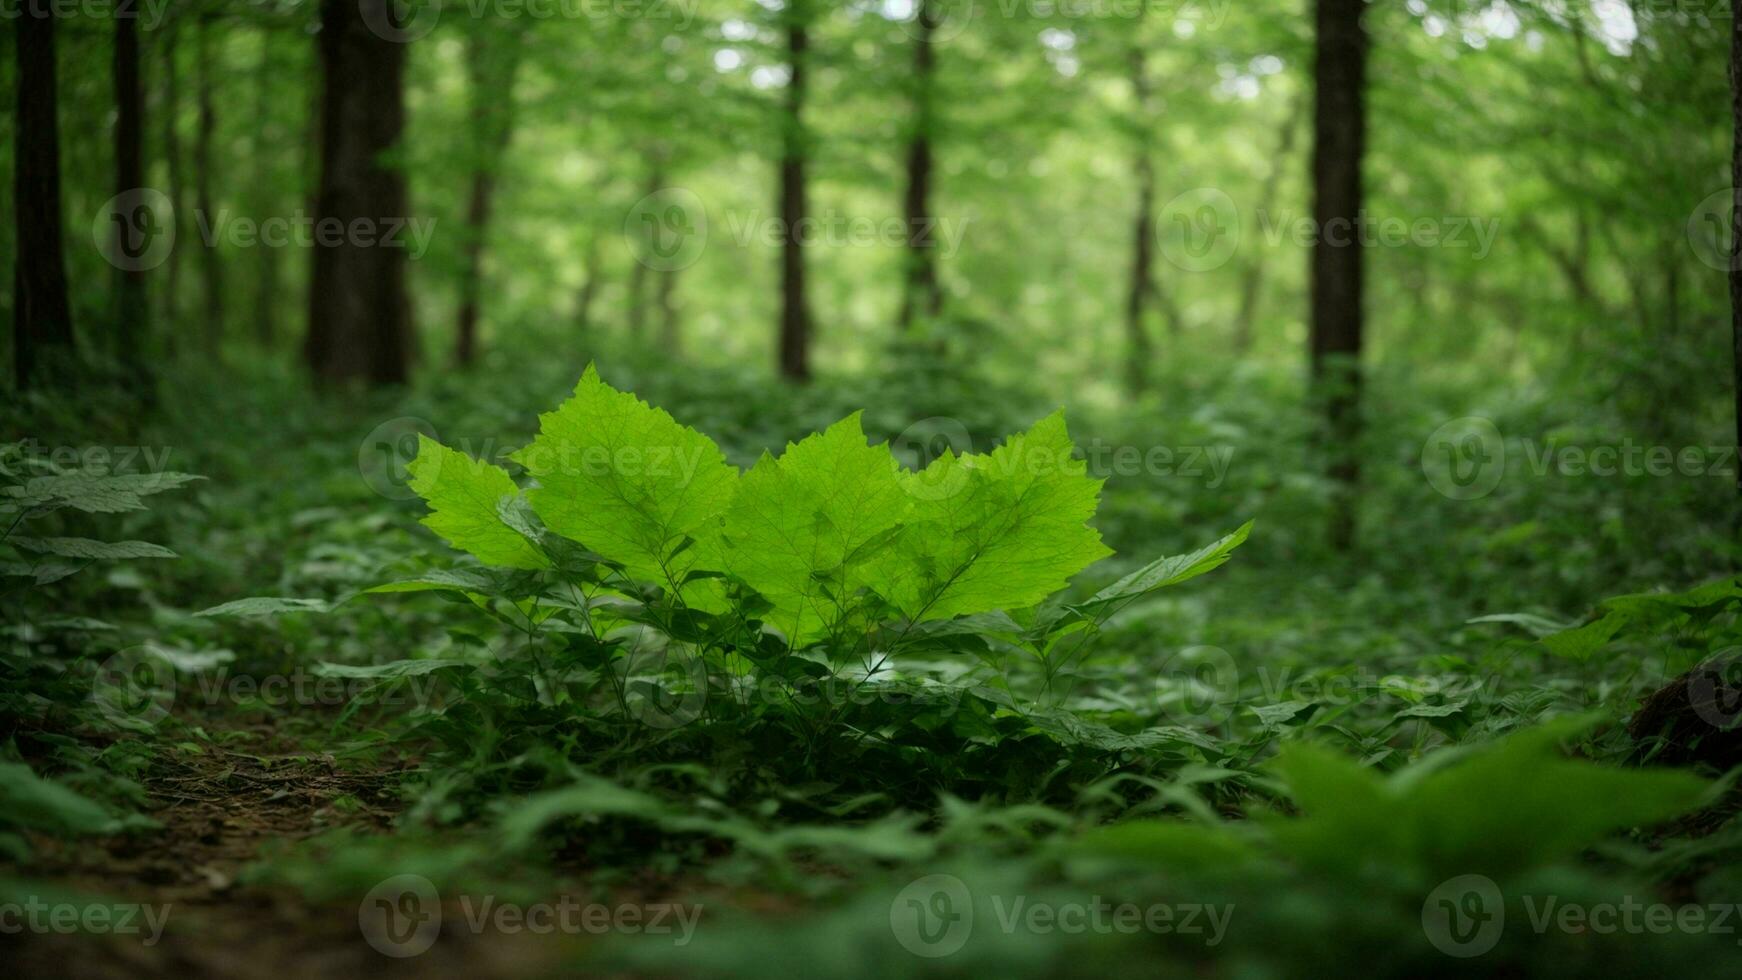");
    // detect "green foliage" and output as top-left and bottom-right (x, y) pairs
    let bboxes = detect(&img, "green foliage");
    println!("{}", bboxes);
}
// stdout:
(352, 366), (1252, 808)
